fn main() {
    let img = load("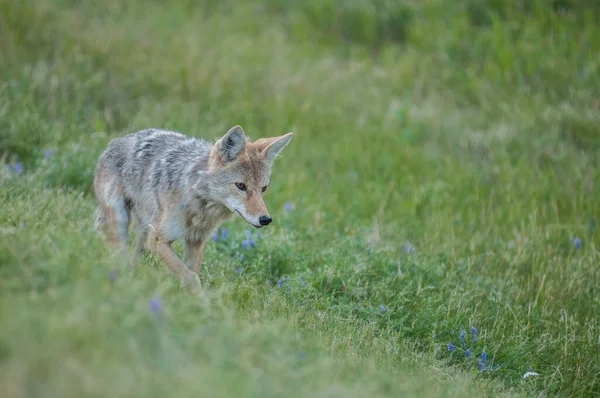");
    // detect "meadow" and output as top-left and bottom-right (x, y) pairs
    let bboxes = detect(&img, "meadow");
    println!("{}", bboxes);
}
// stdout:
(1, 0), (599, 396)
